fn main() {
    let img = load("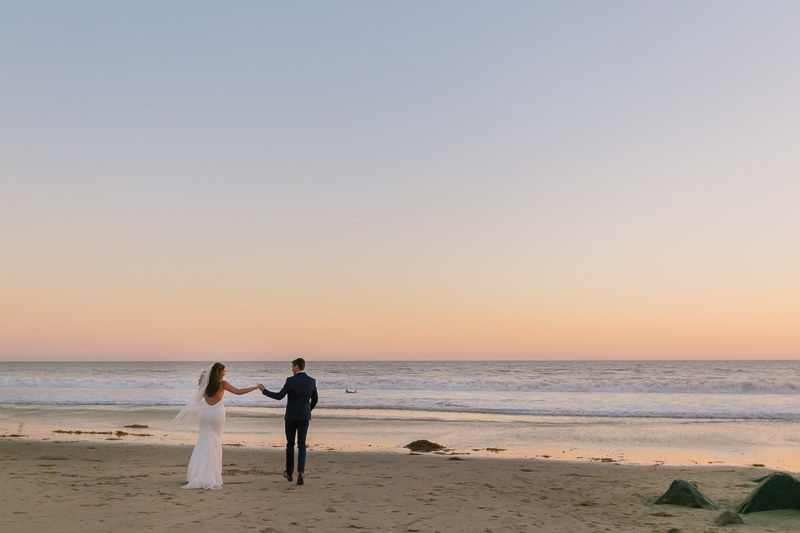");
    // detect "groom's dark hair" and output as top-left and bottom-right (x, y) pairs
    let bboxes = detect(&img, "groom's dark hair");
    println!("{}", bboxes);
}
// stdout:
(292, 358), (306, 371)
